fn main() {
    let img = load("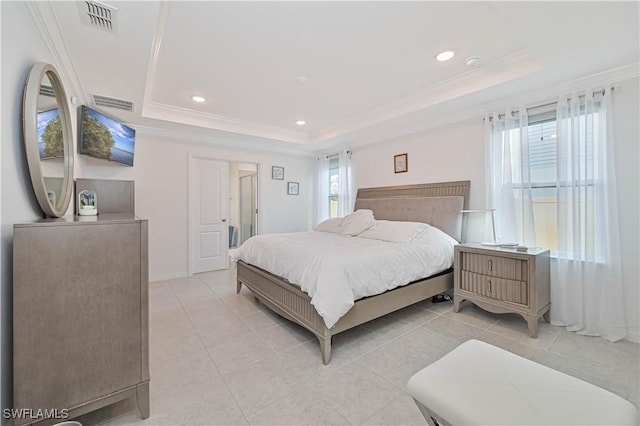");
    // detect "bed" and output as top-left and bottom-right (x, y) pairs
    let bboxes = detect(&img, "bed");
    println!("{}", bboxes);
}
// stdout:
(235, 180), (470, 364)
